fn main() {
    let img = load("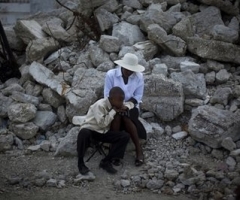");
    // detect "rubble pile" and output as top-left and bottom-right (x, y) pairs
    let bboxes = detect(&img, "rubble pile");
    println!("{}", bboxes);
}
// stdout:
(1, 0), (240, 199)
